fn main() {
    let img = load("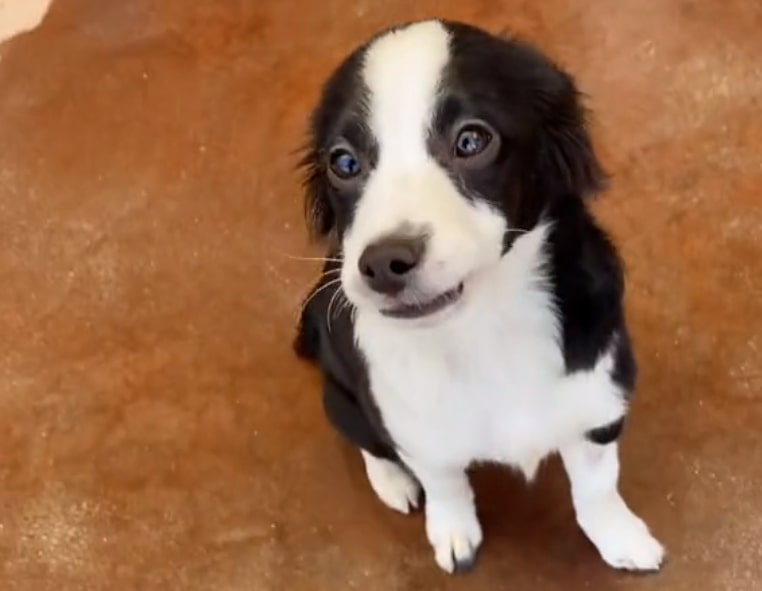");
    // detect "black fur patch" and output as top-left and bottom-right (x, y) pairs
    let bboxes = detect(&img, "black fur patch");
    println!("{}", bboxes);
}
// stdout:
(586, 417), (626, 445)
